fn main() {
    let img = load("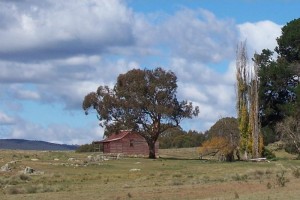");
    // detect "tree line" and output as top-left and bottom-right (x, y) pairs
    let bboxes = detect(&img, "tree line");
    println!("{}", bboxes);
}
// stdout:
(158, 128), (206, 149)
(201, 18), (300, 161)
